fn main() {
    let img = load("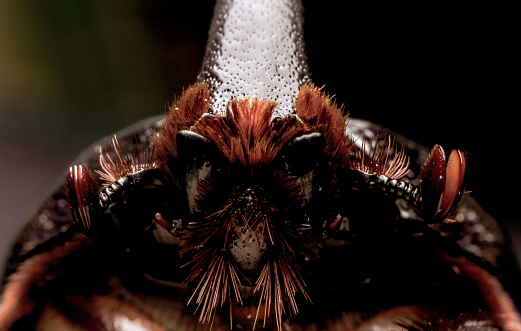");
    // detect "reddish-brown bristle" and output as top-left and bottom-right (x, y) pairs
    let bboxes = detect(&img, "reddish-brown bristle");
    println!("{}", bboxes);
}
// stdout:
(154, 83), (211, 163)
(294, 85), (351, 165)
(181, 211), (243, 325)
(351, 135), (410, 179)
(191, 98), (308, 167)
(186, 253), (242, 325)
(95, 135), (158, 186)
(67, 164), (99, 231)
(182, 169), (314, 330)
(253, 258), (311, 330)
